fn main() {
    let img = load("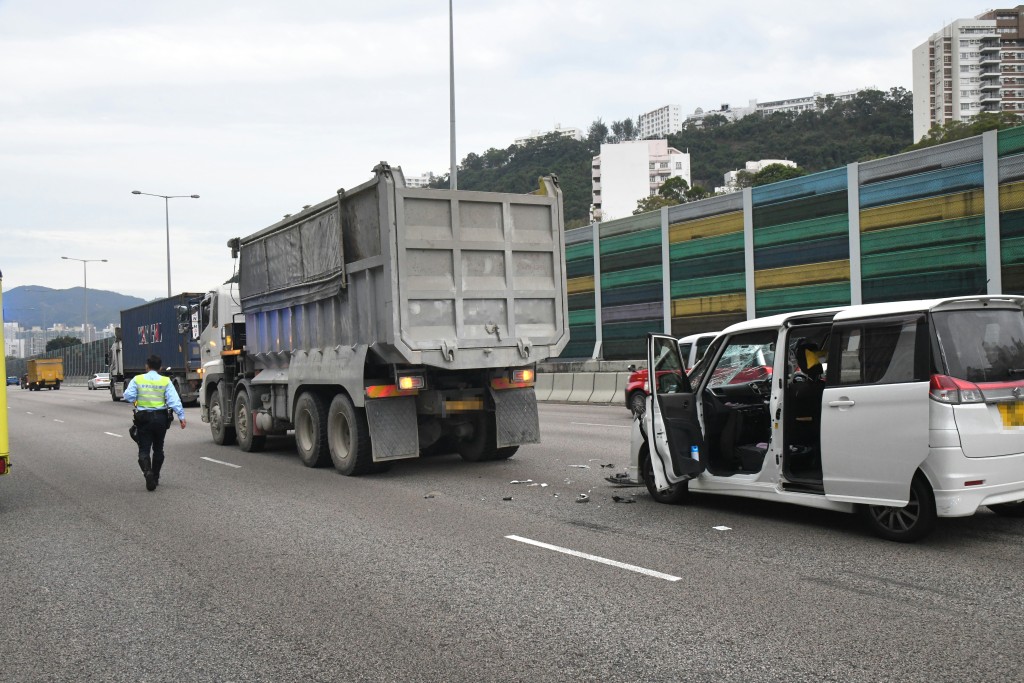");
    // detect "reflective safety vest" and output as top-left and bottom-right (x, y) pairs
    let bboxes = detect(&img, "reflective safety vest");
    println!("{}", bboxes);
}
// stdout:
(134, 374), (170, 409)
